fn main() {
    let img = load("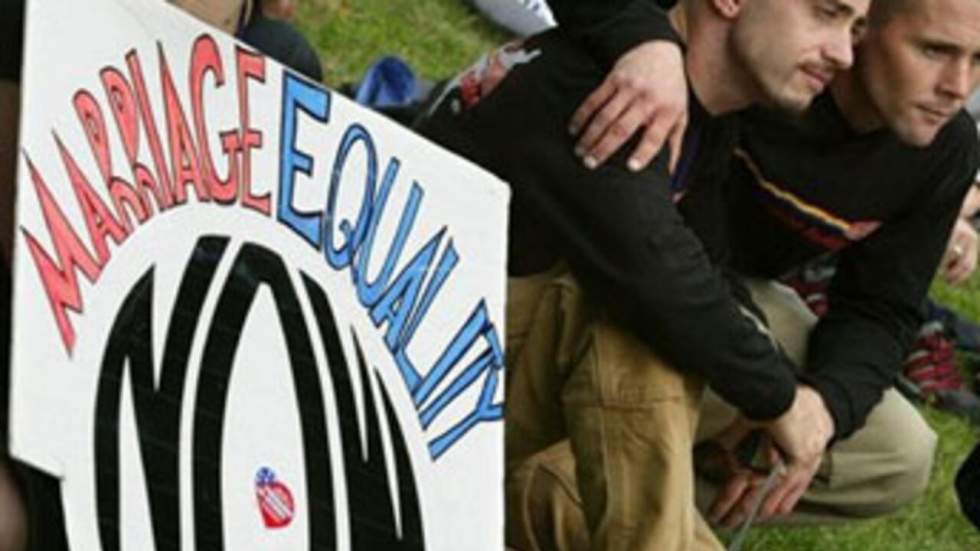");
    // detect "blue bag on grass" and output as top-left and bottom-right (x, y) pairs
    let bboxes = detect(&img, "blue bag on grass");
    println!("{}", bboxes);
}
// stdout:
(354, 56), (420, 109)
